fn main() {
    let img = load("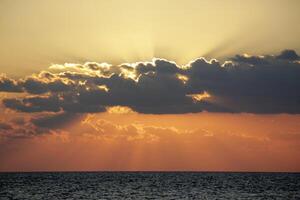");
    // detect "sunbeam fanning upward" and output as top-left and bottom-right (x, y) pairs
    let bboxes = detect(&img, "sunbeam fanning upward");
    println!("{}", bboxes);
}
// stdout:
(0, 1), (300, 199)
(1, 0), (300, 76)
